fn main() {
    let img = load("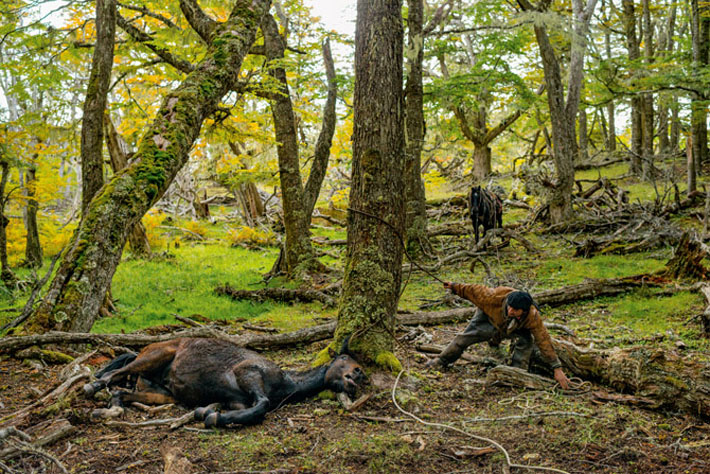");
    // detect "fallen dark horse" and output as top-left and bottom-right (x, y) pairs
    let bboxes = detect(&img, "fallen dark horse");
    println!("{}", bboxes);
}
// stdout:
(84, 337), (364, 428)
(470, 185), (503, 244)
